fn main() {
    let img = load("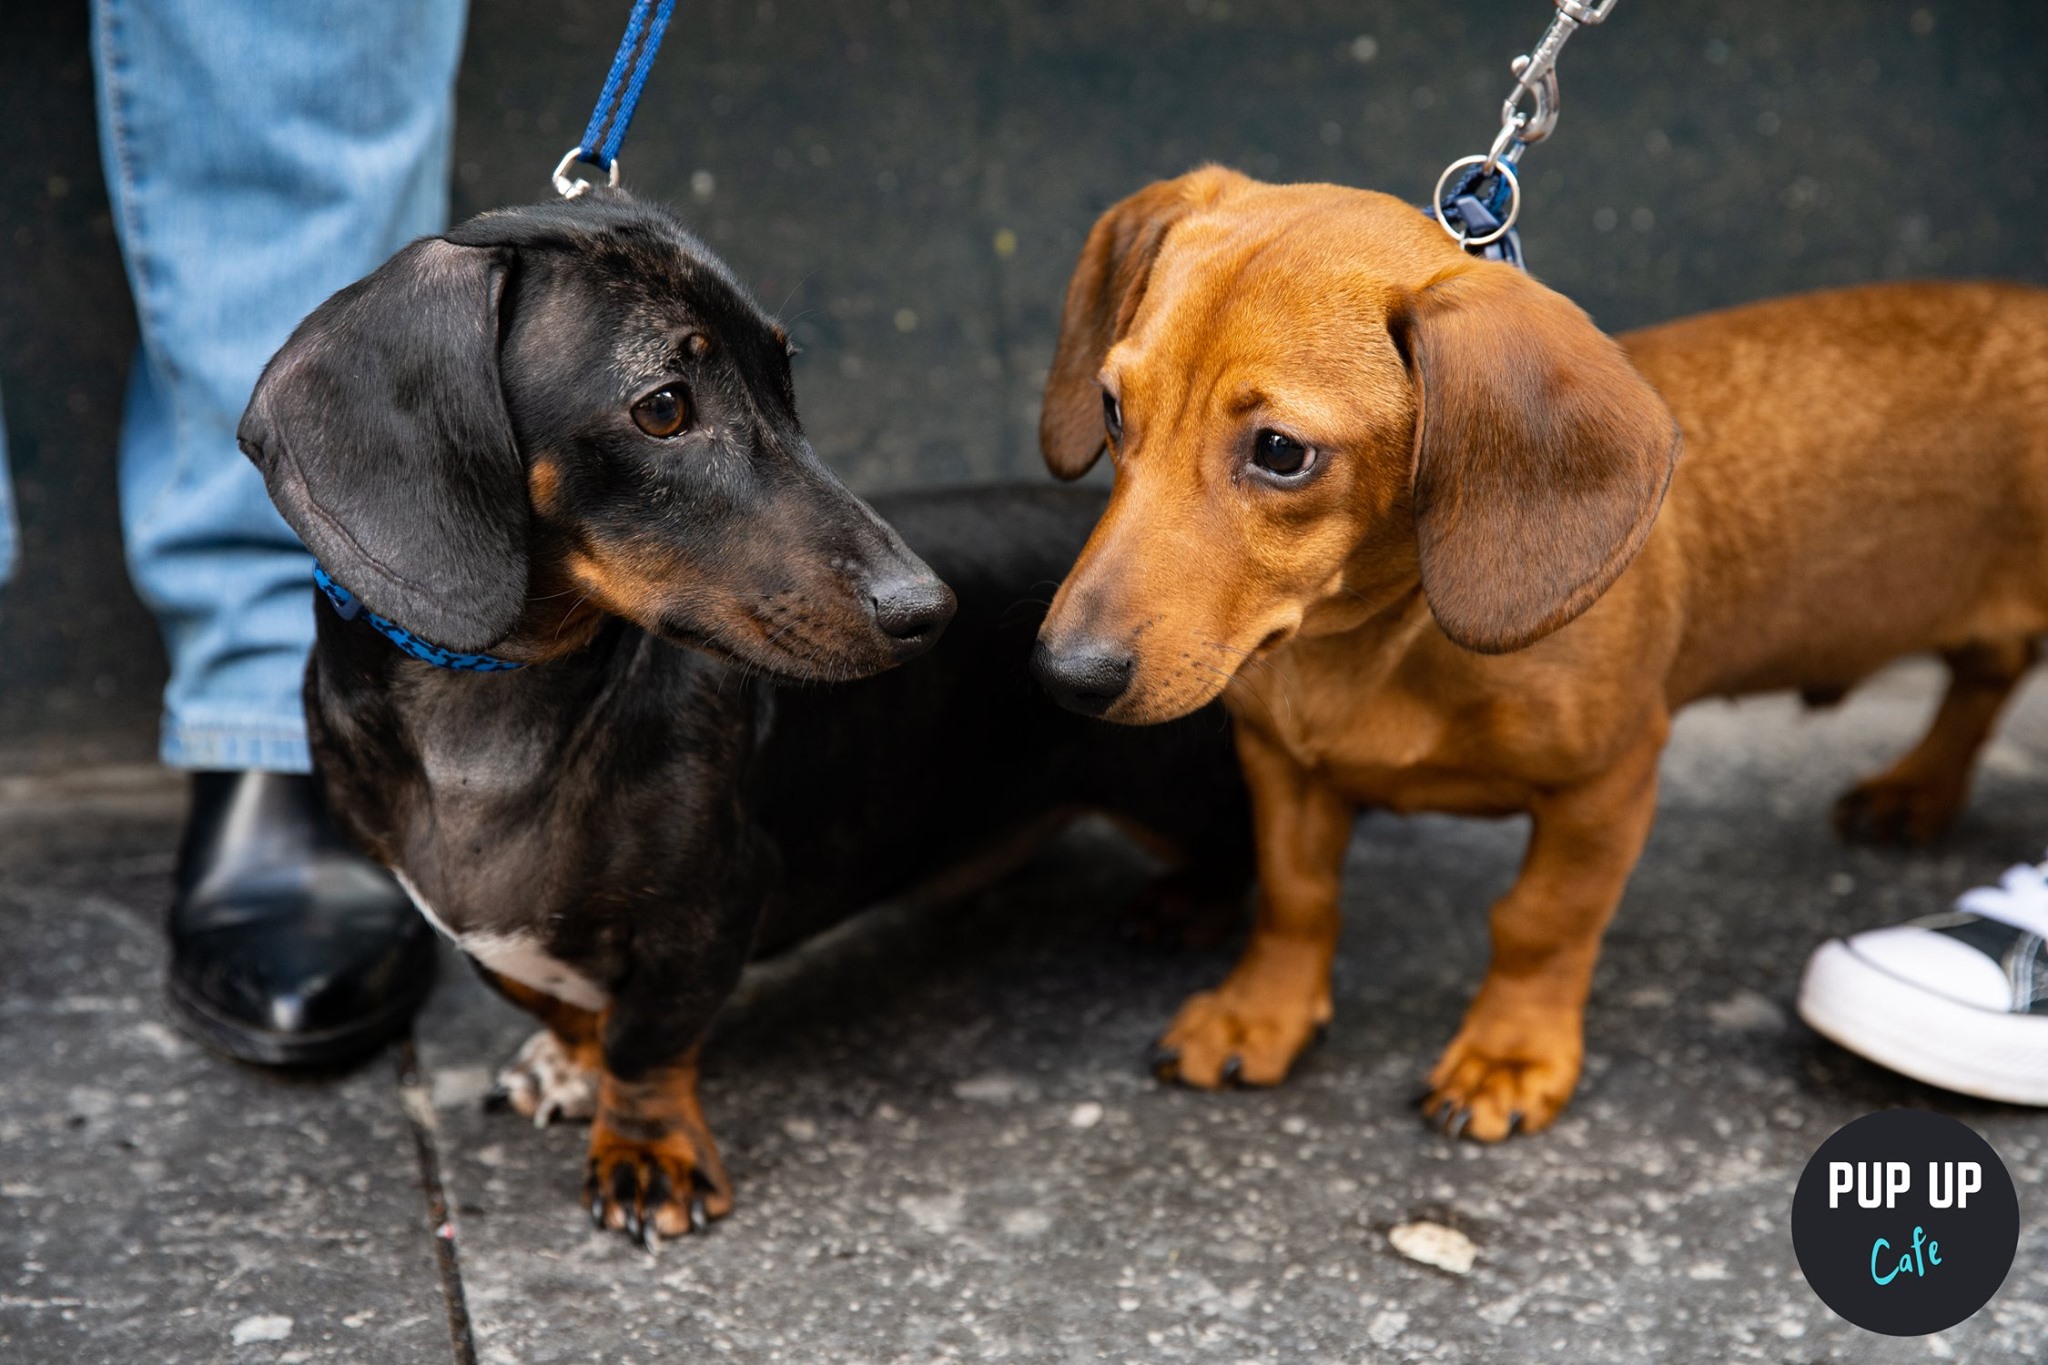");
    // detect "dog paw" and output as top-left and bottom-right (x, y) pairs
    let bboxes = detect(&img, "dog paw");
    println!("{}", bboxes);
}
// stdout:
(1421, 1037), (1579, 1142)
(486, 1030), (599, 1127)
(1151, 985), (1326, 1088)
(584, 1128), (732, 1249)
(1832, 772), (1963, 846)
